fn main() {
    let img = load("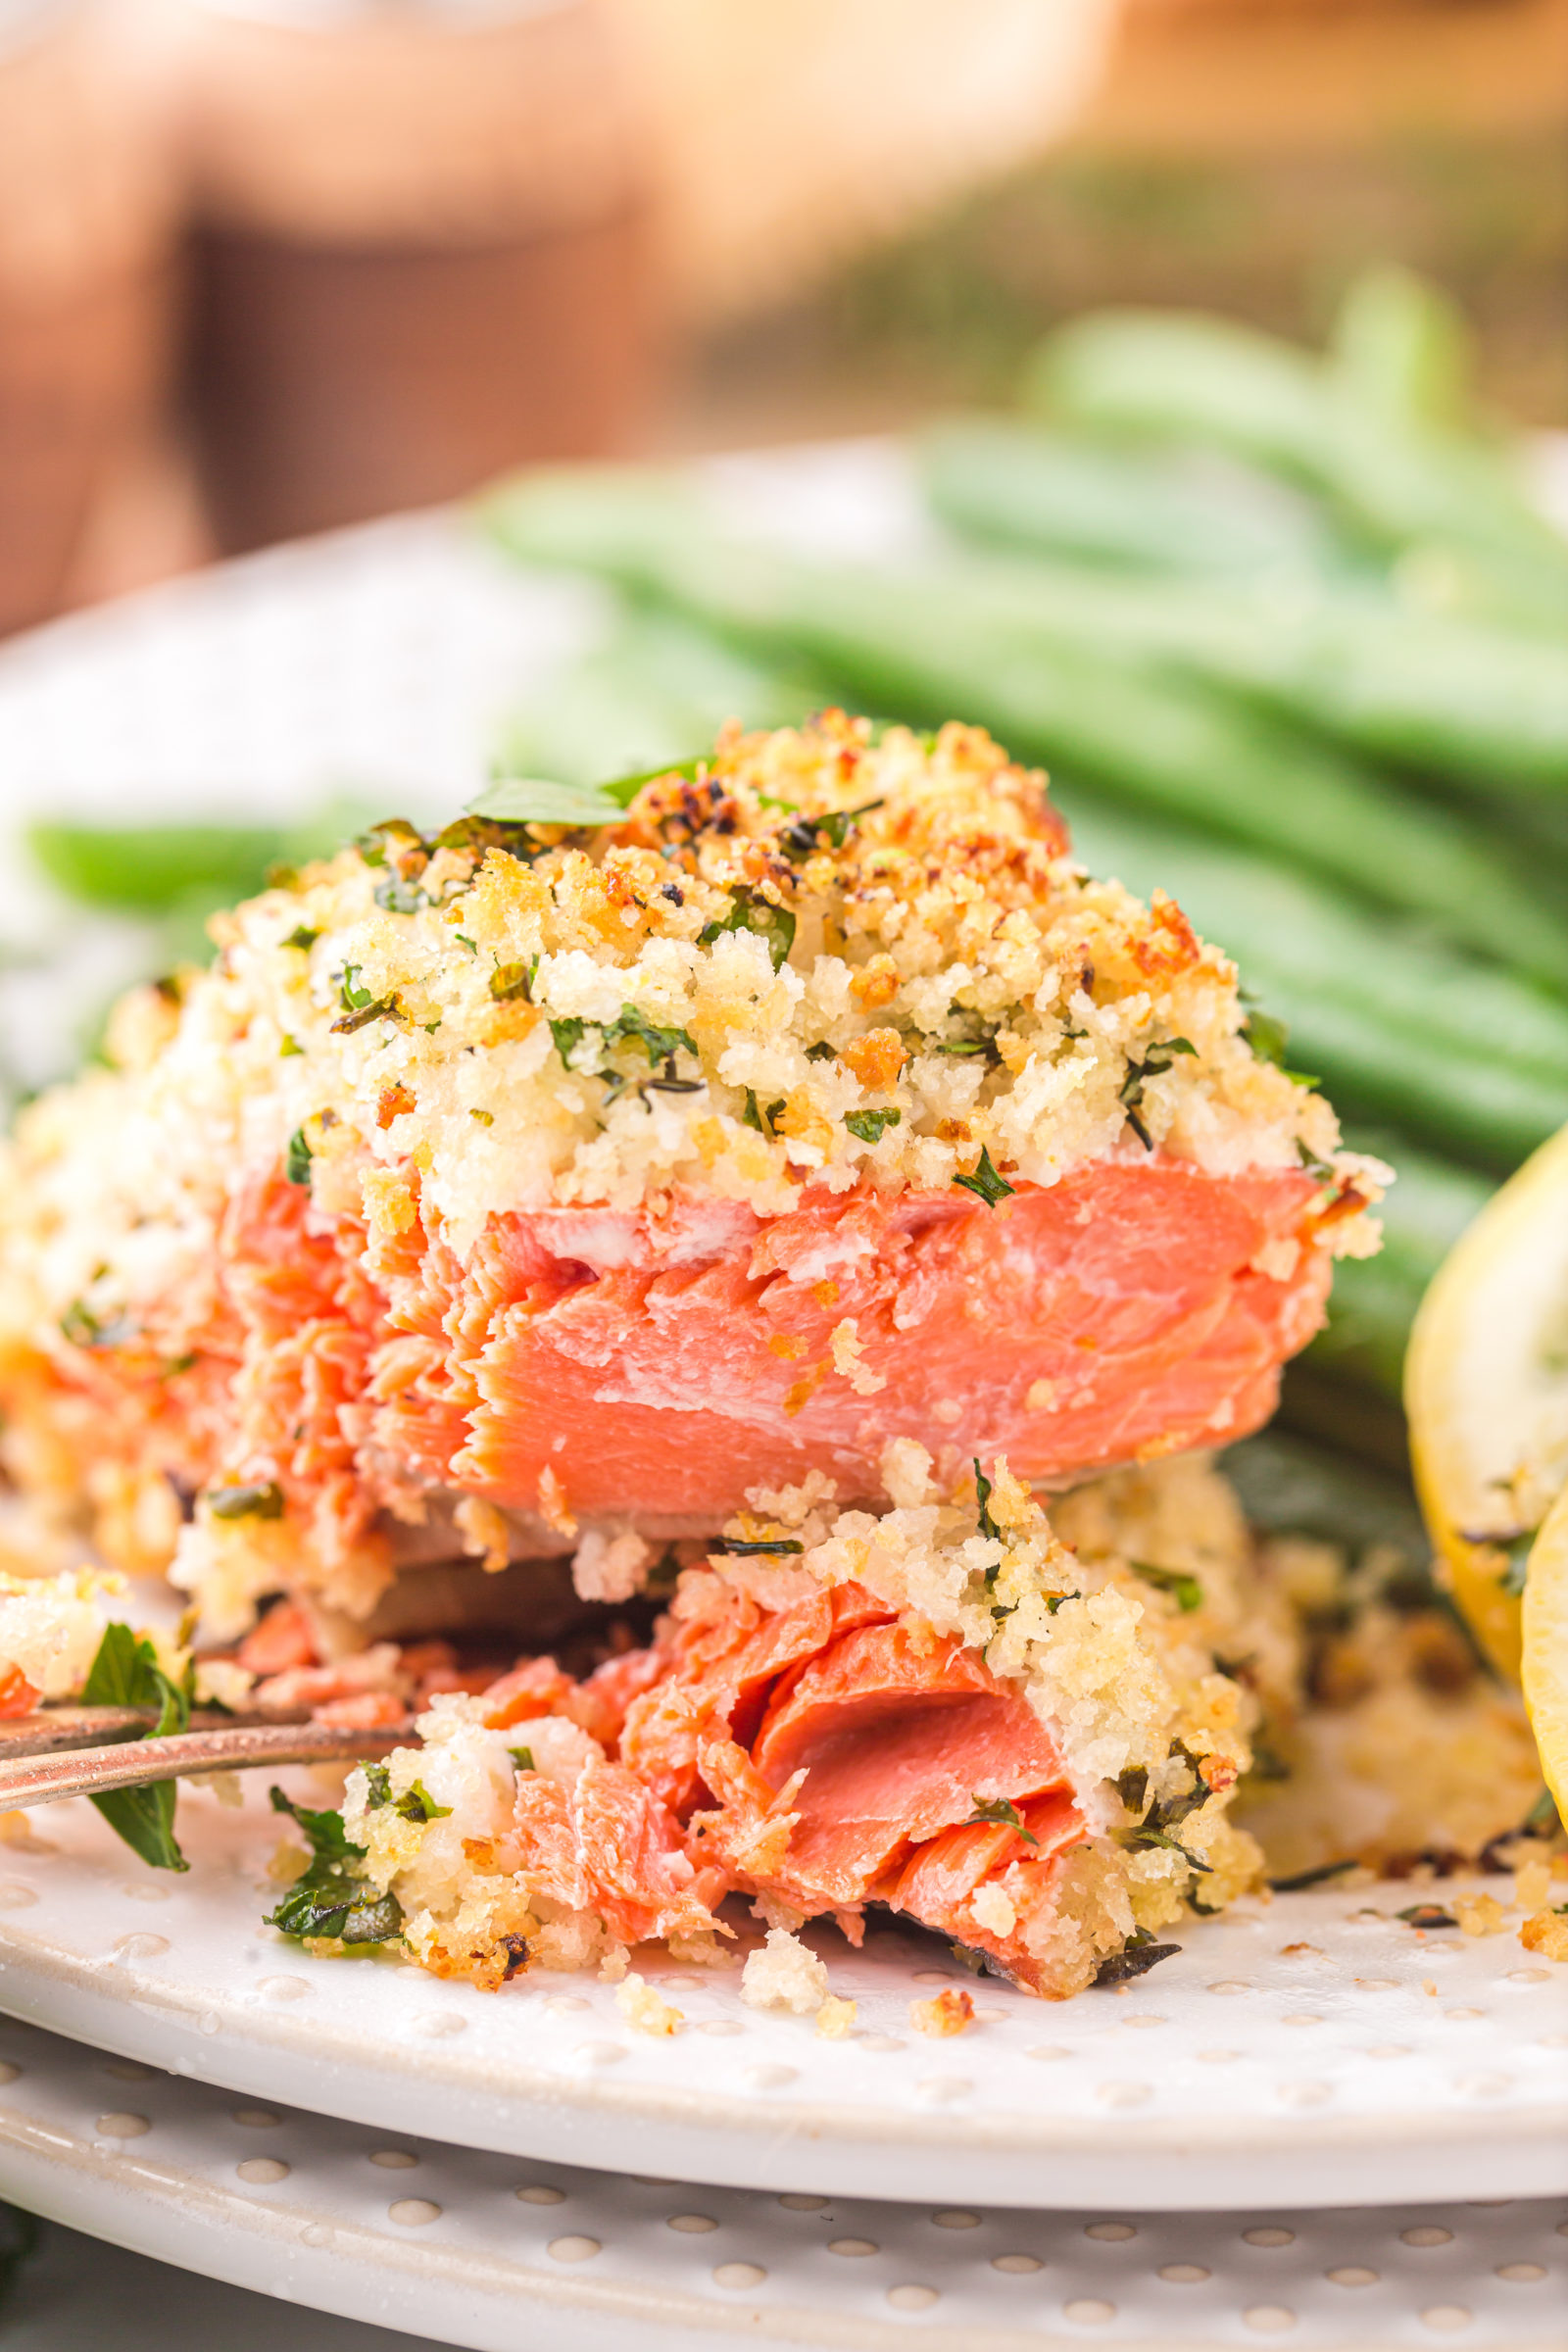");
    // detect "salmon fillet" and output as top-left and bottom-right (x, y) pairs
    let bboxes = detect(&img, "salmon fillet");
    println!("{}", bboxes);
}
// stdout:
(447, 1160), (1329, 1520)
(0, 714), (1380, 1641)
